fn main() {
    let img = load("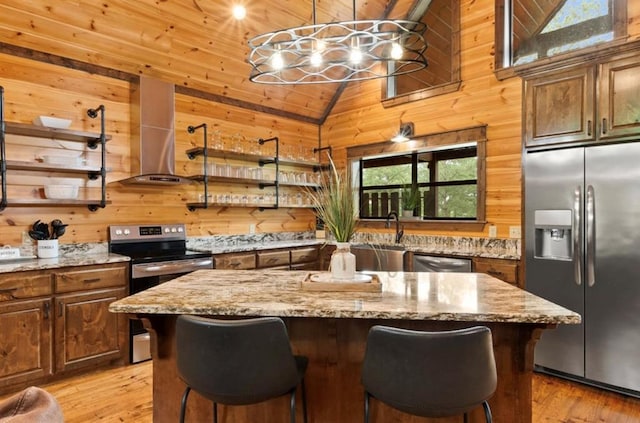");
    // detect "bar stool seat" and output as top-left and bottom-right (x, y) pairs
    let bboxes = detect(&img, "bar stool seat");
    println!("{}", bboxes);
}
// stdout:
(361, 325), (497, 423)
(0, 386), (63, 423)
(176, 315), (307, 423)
